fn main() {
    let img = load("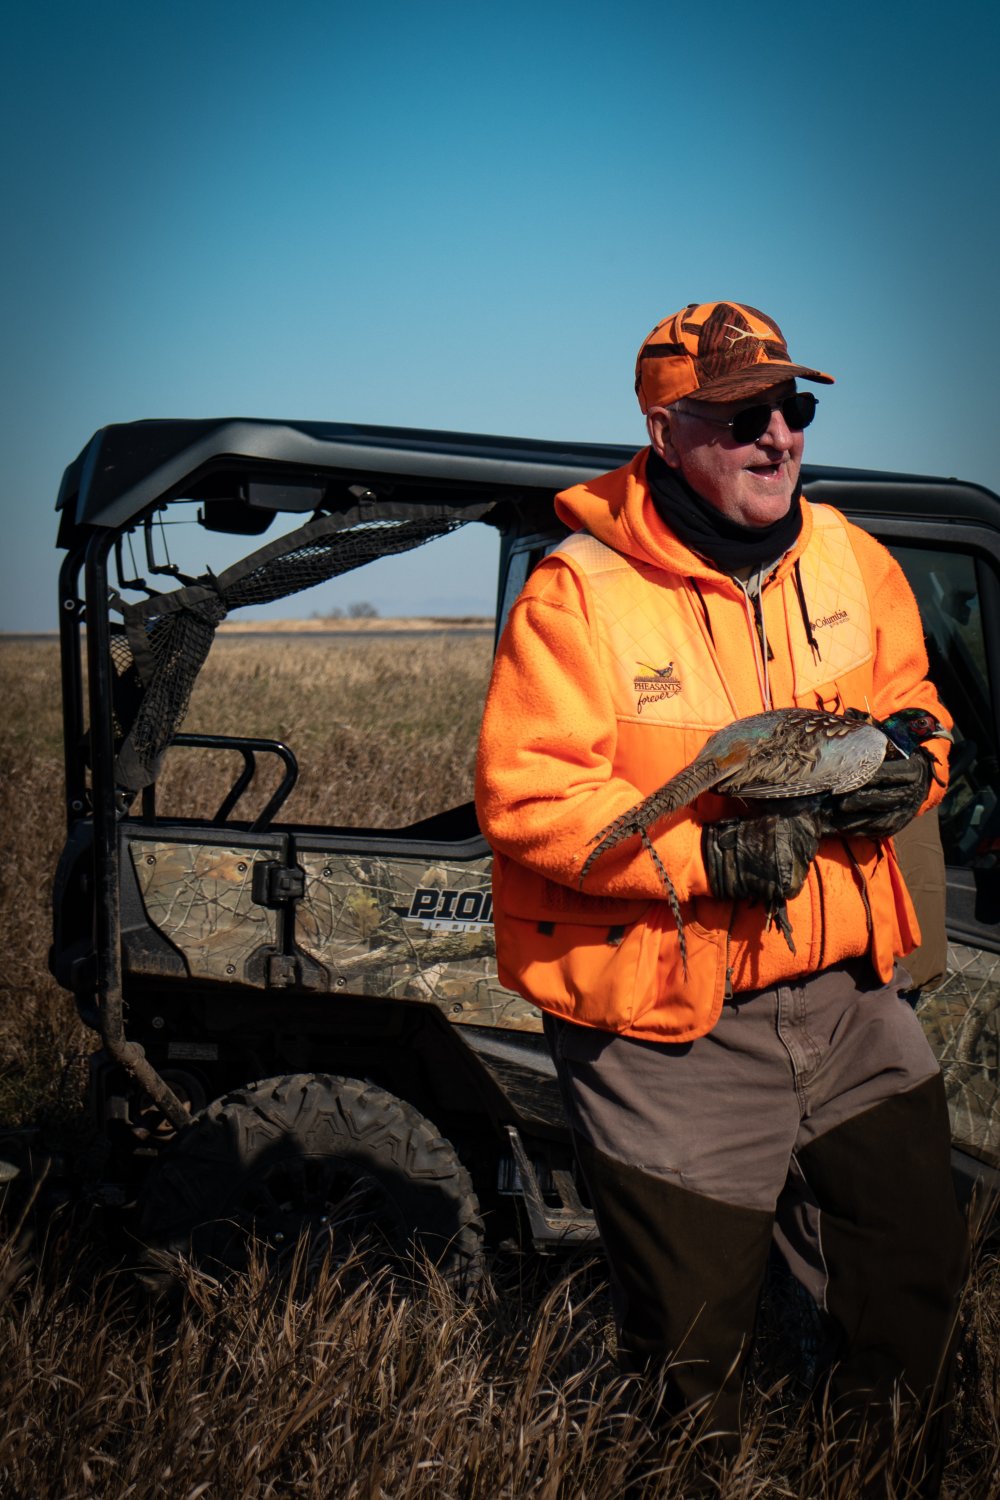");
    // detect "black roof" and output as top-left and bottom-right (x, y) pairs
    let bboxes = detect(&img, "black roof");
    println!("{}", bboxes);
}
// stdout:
(56, 417), (1000, 547)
